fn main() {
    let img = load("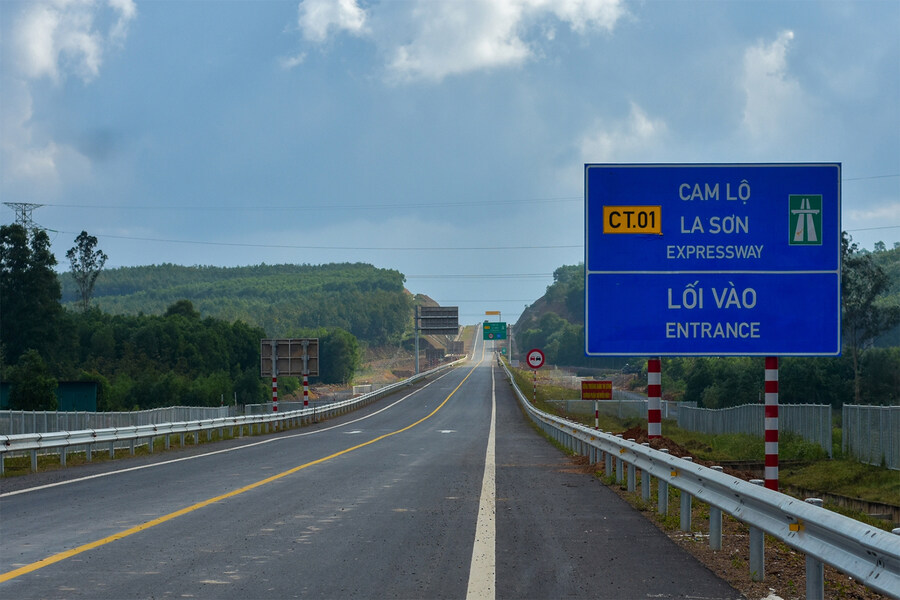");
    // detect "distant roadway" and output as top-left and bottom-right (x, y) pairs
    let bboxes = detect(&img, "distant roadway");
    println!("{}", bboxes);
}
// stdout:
(0, 334), (741, 599)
